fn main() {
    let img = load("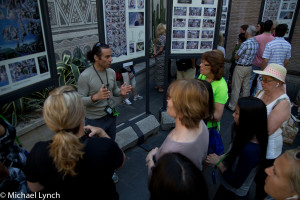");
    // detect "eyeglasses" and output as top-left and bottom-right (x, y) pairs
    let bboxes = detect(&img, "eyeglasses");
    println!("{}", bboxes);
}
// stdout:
(259, 77), (275, 83)
(200, 63), (210, 67)
(294, 150), (300, 160)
